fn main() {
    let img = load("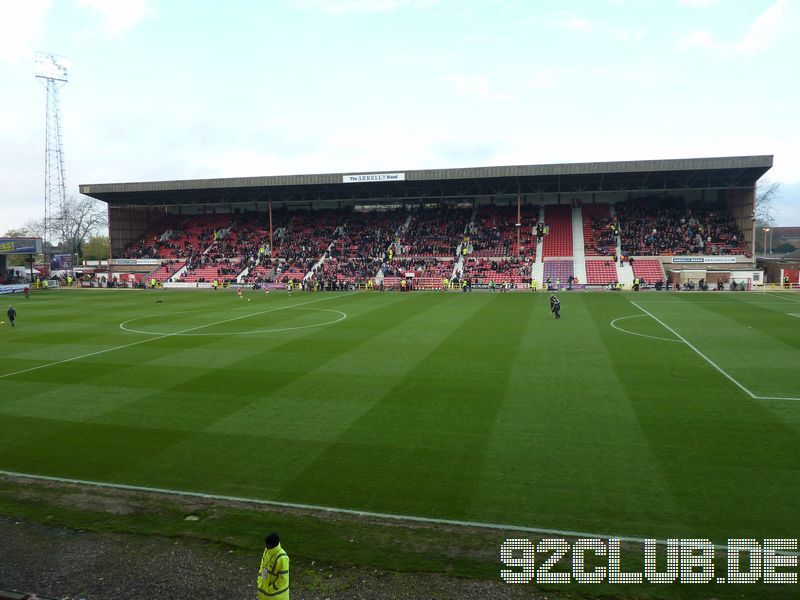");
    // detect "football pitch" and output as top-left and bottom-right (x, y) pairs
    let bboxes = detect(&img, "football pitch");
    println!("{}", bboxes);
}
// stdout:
(1, 288), (799, 544)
